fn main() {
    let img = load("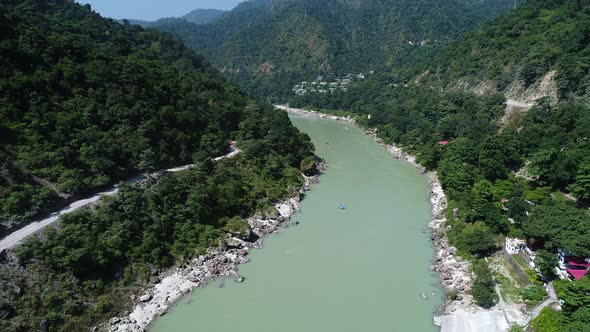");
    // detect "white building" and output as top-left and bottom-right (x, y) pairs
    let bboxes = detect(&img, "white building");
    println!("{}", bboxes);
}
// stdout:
(505, 237), (525, 255)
